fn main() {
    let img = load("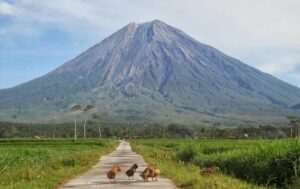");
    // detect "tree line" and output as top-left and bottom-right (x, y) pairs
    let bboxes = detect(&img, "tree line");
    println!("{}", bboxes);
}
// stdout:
(0, 116), (299, 139)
